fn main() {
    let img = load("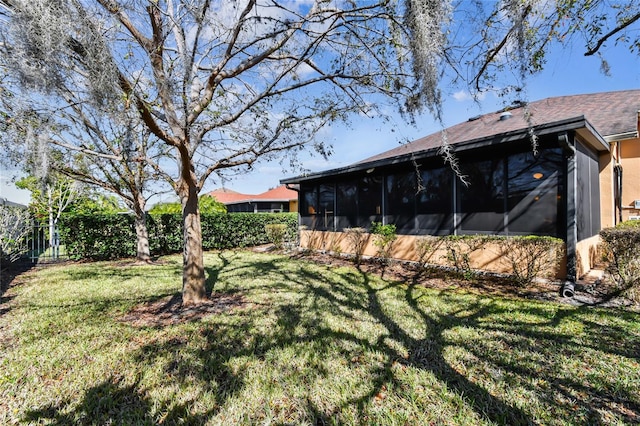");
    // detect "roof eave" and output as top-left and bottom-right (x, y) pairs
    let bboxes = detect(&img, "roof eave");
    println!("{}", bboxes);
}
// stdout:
(224, 198), (294, 205)
(603, 130), (639, 143)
